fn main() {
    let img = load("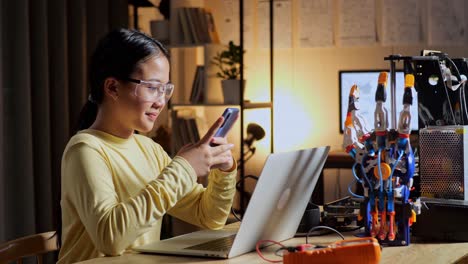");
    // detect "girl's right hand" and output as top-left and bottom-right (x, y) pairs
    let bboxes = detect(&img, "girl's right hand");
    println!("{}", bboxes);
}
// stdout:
(176, 116), (234, 177)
